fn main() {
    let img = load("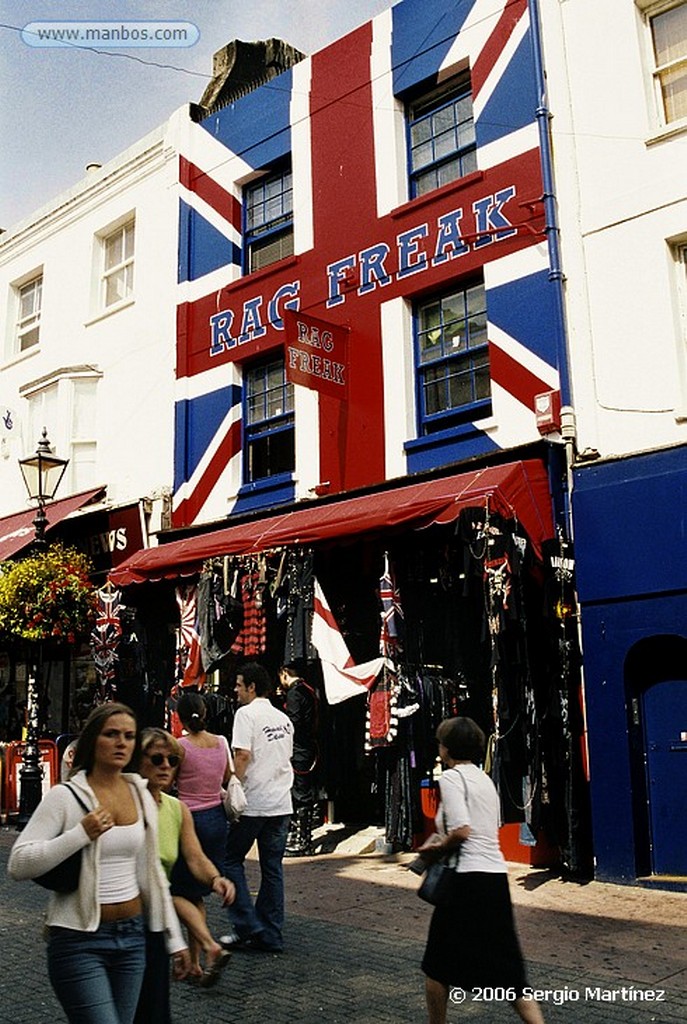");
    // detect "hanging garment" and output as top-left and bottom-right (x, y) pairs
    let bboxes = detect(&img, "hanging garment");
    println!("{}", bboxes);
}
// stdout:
(90, 585), (124, 702)
(175, 584), (206, 689)
(283, 548), (316, 663)
(365, 668), (399, 750)
(197, 562), (243, 671)
(230, 565), (267, 657)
